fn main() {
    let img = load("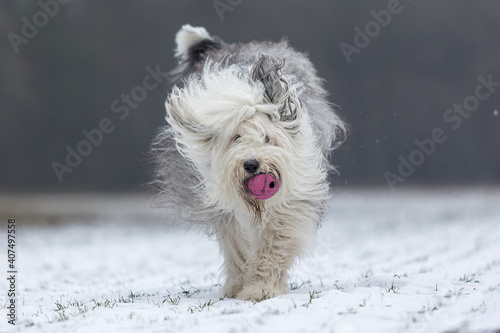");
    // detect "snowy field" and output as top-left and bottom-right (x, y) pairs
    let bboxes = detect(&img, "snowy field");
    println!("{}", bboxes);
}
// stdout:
(1, 188), (500, 333)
